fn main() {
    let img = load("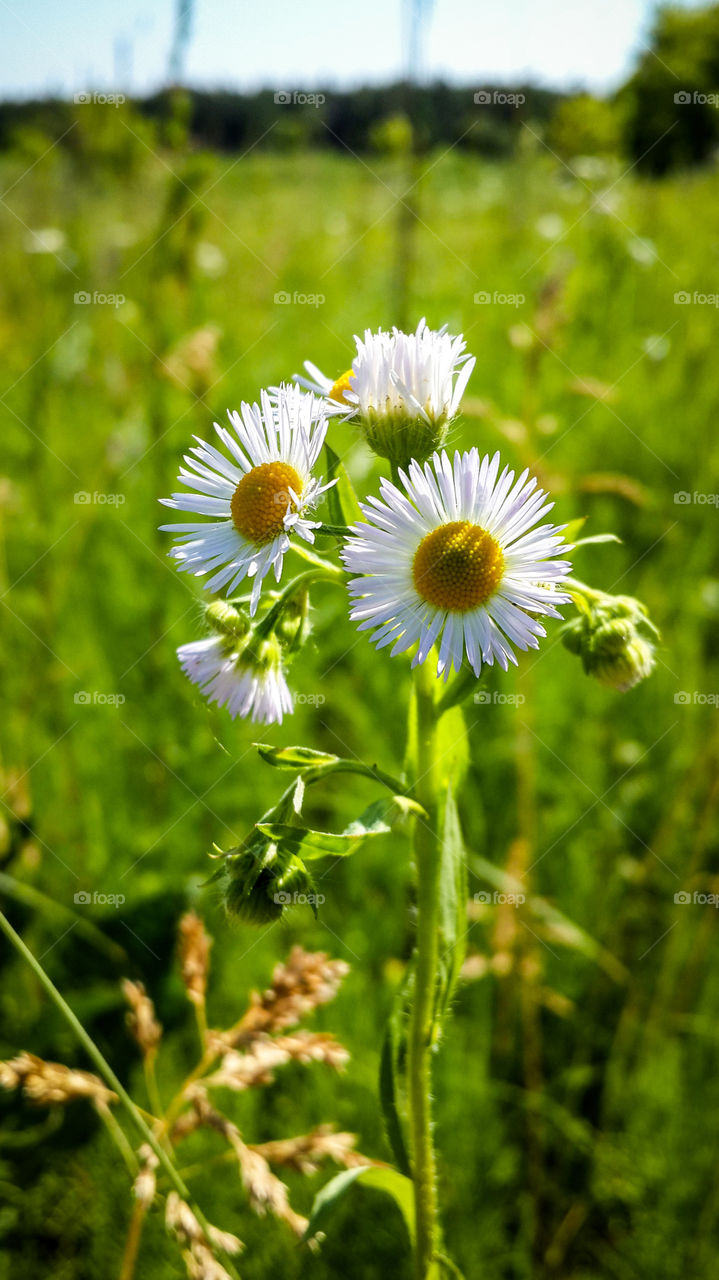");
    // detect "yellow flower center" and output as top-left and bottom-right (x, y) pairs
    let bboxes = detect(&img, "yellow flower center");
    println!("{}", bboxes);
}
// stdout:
(412, 521), (505, 613)
(230, 462), (304, 546)
(329, 369), (355, 404)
